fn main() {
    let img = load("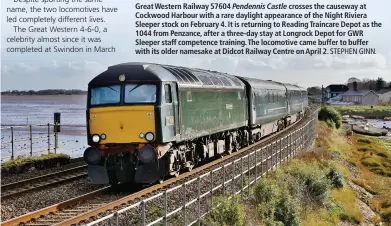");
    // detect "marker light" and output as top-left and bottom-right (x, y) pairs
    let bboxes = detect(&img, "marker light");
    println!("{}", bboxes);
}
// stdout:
(139, 132), (145, 138)
(100, 134), (106, 140)
(92, 134), (100, 143)
(145, 132), (154, 141)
